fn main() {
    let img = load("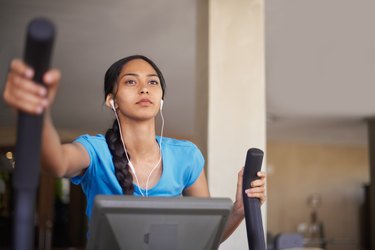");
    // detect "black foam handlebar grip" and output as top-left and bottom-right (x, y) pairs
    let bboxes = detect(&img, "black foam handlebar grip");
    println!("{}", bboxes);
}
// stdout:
(243, 148), (266, 250)
(13, 18), (55, 188)
(12, 18), (55, 250)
